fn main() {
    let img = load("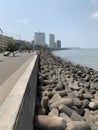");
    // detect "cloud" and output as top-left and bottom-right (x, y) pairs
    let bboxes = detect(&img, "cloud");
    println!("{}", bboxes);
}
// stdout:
(16, 18), (31, 24)
(91, 12), (98, 18)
